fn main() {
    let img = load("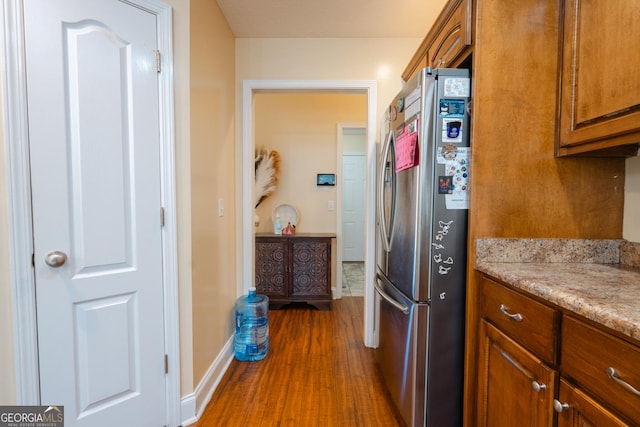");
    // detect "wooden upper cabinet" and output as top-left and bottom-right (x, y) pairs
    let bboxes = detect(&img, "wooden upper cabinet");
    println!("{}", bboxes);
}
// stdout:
(427, 0), (470, 69)
(402, 0), (472, 82)
(558, 0), (640, 155)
